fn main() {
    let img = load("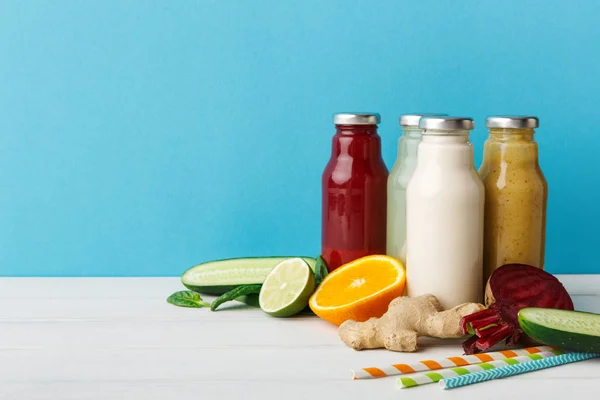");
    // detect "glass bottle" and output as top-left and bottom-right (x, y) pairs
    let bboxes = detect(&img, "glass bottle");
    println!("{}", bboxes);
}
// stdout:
(322, 113), (388, 272)
(387, 113), (447, 265)
(406, 117), (484, 308)
(479, 116), (548, 284)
